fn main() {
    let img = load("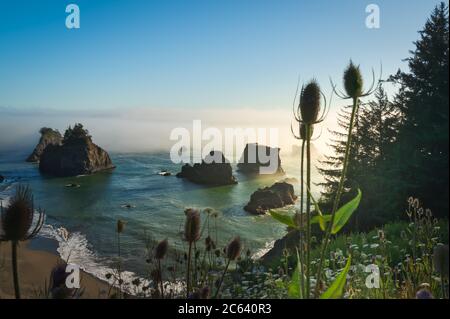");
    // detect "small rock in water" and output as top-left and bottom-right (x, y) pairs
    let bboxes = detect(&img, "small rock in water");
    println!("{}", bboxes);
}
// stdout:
(0, 174), (5, 183)
(121, 204), (136, 209)
(65, 183), (80, 188)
